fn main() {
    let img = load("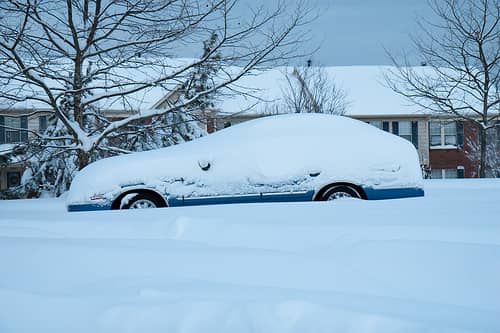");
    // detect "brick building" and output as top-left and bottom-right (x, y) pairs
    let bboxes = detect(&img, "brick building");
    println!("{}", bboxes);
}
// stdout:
(0, 65), (495, 191)
(211, 66), (489, 179)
